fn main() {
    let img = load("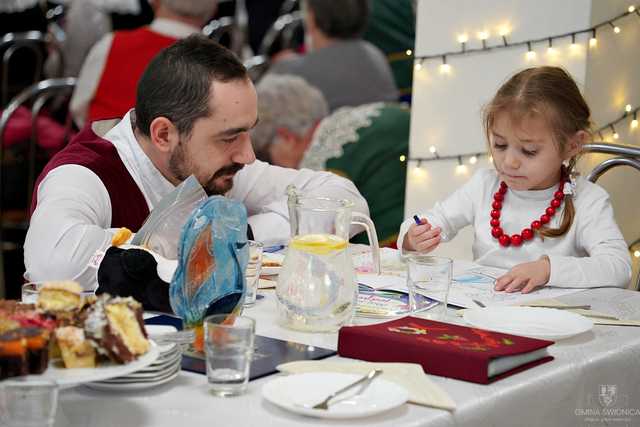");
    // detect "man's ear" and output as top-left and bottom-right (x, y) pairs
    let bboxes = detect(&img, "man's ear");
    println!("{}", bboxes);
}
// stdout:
(564, 130), (588, 159)
(148, 117), (179, 153)
(276, 127), (299, 148)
